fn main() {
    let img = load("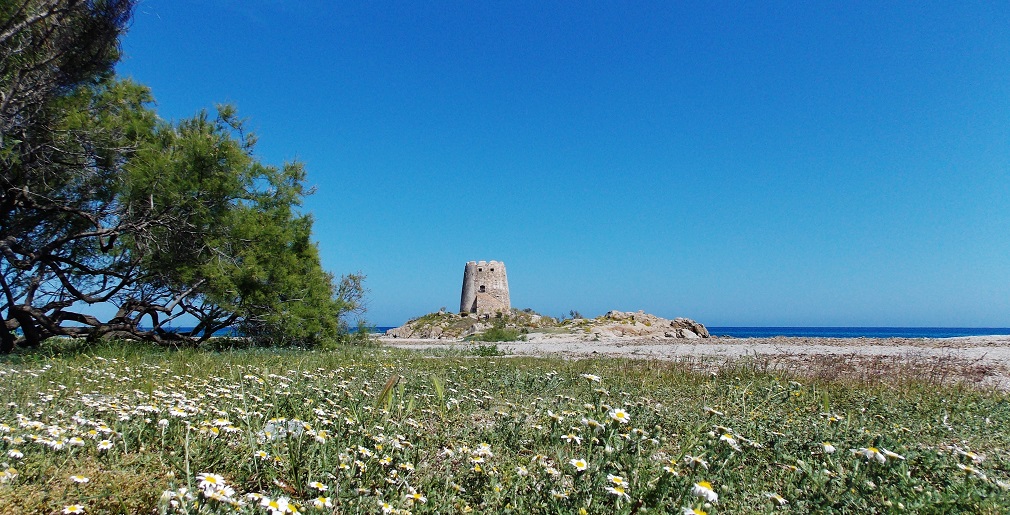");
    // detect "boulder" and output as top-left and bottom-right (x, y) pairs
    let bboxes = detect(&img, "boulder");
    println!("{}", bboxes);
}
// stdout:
(673, 317), (710, 338)
(586, 311), (710, 339)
